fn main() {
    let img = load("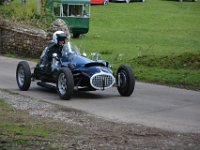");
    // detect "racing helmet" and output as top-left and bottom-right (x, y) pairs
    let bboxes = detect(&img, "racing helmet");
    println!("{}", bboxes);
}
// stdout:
(52, 31), (68, 44)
